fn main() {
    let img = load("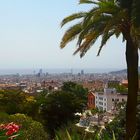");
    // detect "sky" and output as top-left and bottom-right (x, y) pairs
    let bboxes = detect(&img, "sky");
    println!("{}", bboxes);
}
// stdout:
(0, 0), (130, 71)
